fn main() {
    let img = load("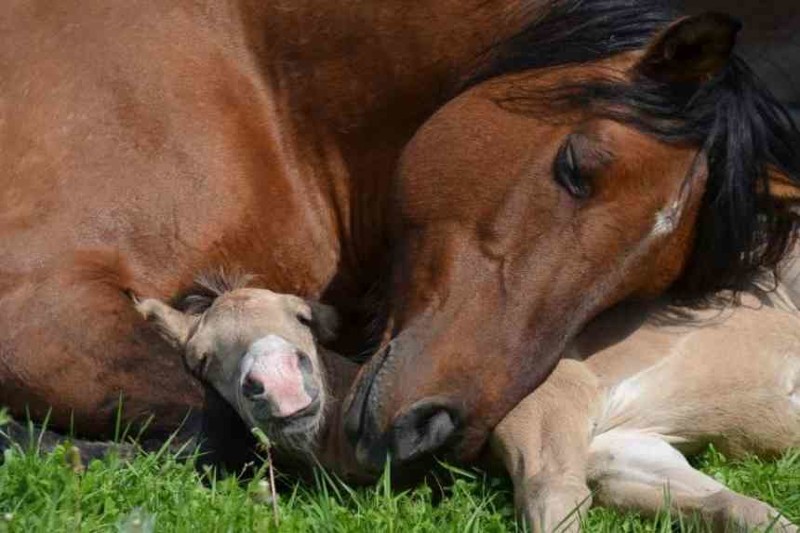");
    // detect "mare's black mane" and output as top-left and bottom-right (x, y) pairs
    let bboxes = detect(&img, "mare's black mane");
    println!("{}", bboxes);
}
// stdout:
(466, 0), (800, 300)
(467, 0), (676, 87)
